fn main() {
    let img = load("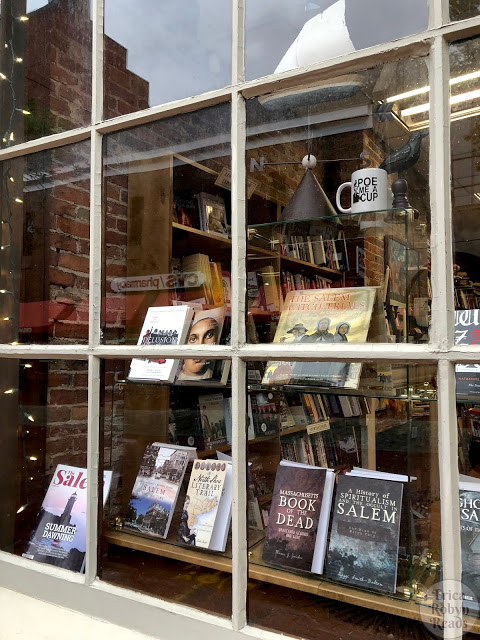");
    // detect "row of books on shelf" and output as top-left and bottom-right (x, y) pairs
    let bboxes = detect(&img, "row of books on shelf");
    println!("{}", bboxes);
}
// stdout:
(172, 253), (231, 307)
(278, 230), (349, 272)
(454, 266), (480, 310)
